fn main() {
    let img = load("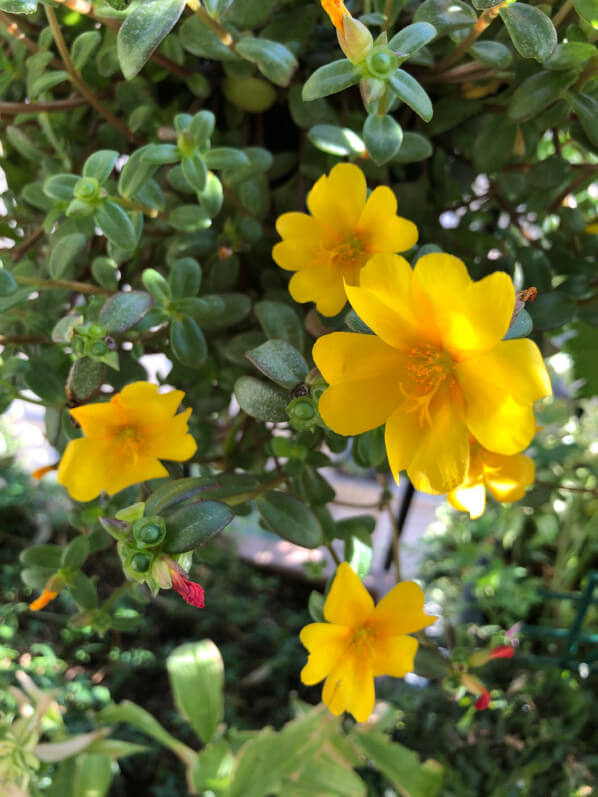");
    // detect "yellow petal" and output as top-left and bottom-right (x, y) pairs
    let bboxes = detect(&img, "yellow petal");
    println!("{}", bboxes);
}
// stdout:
(344, 254), (420, 350)
(140, 408), (197, 461)
(307, 163), (366, 239)
(322, 650), (375, 722)
(413, 254), (515, 358)
(272, 240), (323, 272)
(483, 450), (535, 502)
(70, 401), (121, 438)
(117, 383), (185, 426)
(299, 623), (352, 684)
(57, 437), (113, 501)
(357, 186), (418, 253)
(324, 562), (374, 628)
(371, 634), (418, 677)
(384, 382), (470, 493)
(103, 455), (168, 496)
(456, 339), (551, 455)
(447, 482), (486, 519)
(276, 211), (325, 241)
(288, 265), (347, 316)
(313, 331), (404, 384)
(370, 581), (436, 637)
